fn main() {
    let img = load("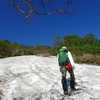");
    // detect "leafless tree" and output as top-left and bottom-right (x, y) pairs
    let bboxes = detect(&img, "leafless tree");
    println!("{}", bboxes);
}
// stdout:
(6, 0), (75, 23)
